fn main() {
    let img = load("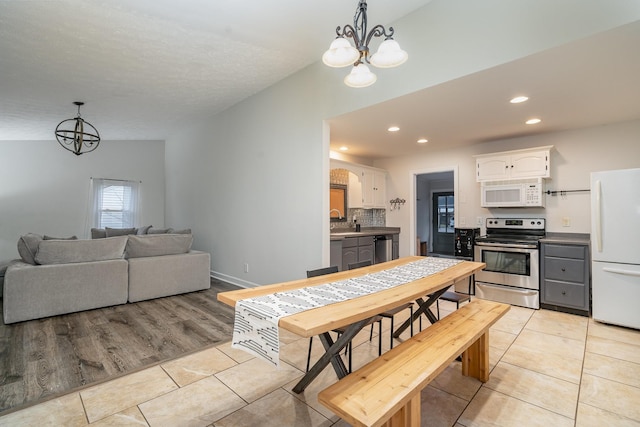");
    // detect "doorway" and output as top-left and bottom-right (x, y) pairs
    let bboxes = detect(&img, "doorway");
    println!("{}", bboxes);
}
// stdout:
(415, 170), (455, 257)
(431, 191), (455, 255)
